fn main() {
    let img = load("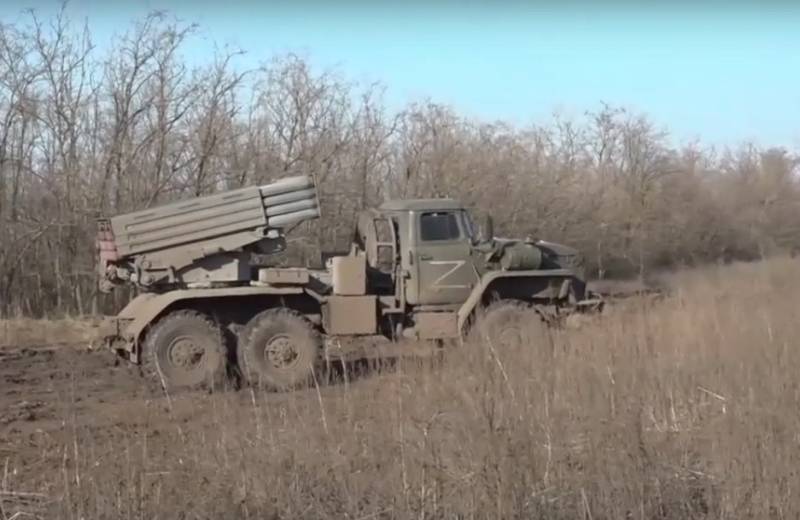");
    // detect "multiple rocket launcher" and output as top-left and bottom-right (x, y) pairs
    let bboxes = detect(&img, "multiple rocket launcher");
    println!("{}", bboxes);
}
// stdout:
(98, 175), (321, 289)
